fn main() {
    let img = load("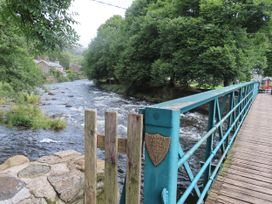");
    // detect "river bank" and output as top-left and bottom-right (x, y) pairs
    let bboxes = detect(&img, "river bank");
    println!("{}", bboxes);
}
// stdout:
(97, 82), (204, 103)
